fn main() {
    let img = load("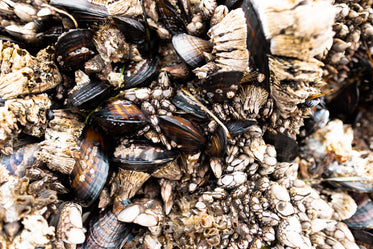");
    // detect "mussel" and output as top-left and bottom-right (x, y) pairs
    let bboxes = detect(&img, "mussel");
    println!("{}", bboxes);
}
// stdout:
(206, 126), (227, 157)
(156, 0), (187, 34)
(121, 58), (159, 89)
(206, 120), (257, 157)
(203, 71), (243, 102)
(90, 99), (148, 135)
(227, 120), (258, 136)
(50, 0), (109, 18)
(66, 79), (113, 111)
(171, 89), (209, 119)
(112, 140), (179, 173)
(79, 208), (131, 249)
(263, 129), (299, 162)
(242, 0), (270, 86)
(55, 29), (96, 72)
(113, 16), (146, 44)
(70, 126), (109, 207)
(345, 195), (373, 229)
(158, 115), (206, 154)
(172, 33), (212, 68)
(327, 83), (360, 123)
